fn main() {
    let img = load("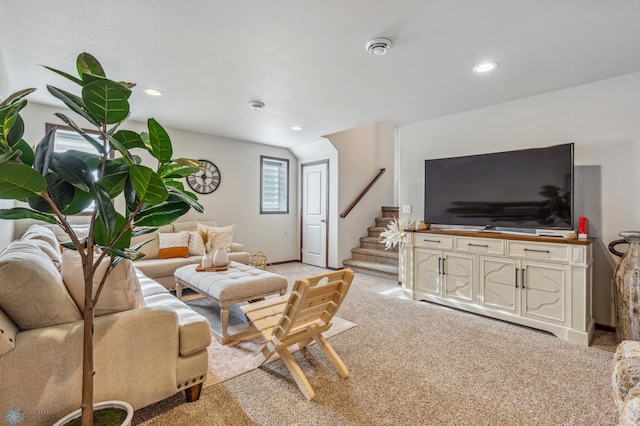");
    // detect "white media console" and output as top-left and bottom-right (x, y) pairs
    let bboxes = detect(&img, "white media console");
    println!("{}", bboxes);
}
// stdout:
(401, 229), (594, 345)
